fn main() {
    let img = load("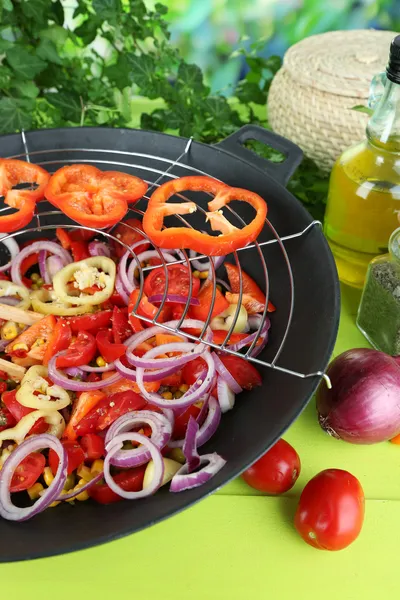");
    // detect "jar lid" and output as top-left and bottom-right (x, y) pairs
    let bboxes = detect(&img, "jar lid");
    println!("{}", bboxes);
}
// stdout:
(283, 29), (398, 99)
